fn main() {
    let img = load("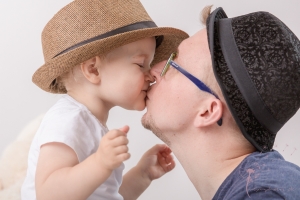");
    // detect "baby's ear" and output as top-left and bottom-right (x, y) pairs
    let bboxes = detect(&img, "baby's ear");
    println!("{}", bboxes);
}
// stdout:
(80, 56), (101, 84)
